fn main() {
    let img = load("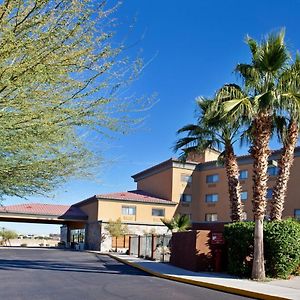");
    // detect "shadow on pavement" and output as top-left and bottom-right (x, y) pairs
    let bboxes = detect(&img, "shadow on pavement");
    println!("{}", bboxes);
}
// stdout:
(0, 252), (149, 276)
